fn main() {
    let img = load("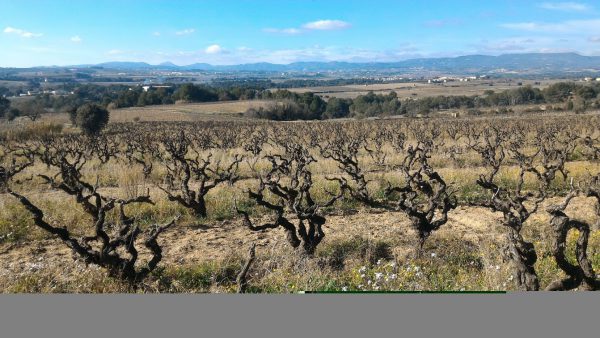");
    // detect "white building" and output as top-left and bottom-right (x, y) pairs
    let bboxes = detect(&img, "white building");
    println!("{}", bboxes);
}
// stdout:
(142, 85), (172, 92)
